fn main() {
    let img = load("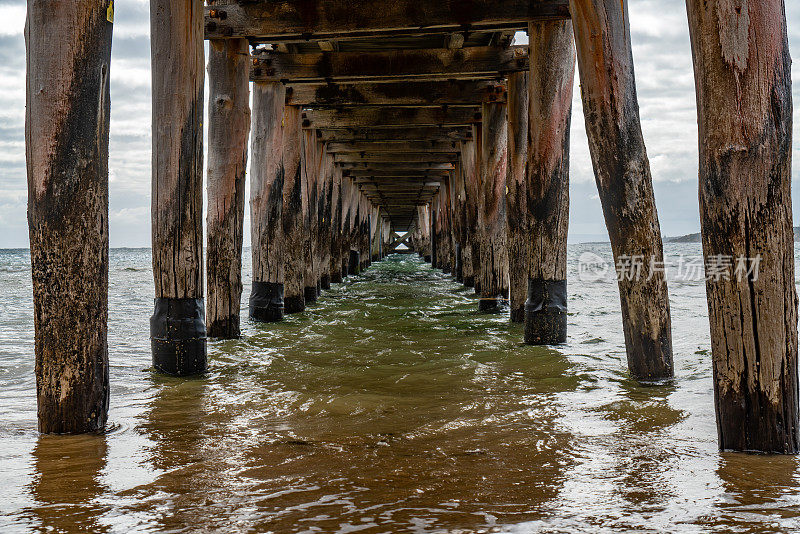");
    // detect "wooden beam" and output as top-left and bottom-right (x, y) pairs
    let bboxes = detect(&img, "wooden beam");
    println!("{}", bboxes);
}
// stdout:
(334, 153), (458, 164)
(339, 162), (454, 170)
(326, 141), (461, 153)
(282, 105), (306, 313)
(207, 38), (250, 338)
(318, 126), (472, 142)
(286, 80), (506, 107)
(205, 1), (570, 41)
(345, 169), (452, 178)
(303, 107), (480, 129)
(251, 47), (529, 83)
